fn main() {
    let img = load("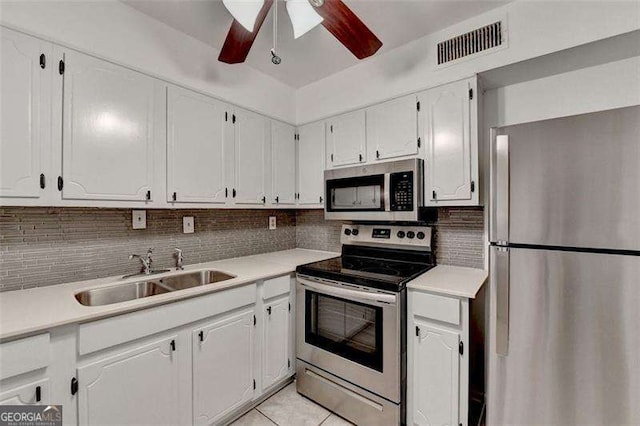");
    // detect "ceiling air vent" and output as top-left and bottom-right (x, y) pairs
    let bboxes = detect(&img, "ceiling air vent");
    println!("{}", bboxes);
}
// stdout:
(437, 21), (503, 65)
